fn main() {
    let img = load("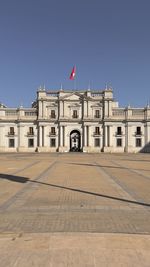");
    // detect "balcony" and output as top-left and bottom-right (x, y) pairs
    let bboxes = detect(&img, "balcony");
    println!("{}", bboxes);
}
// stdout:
(135, 131), (142, 136)
(72, 115), (79, 119)
(49, 132), (56, 136)
(94, 115), (100, 119)
(50, 115), (56, 119)
(8, 132), (15, 136)
(93, 132), (101, 136)
(115, 132), (123, 136)
(27, 132), (34, 136)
